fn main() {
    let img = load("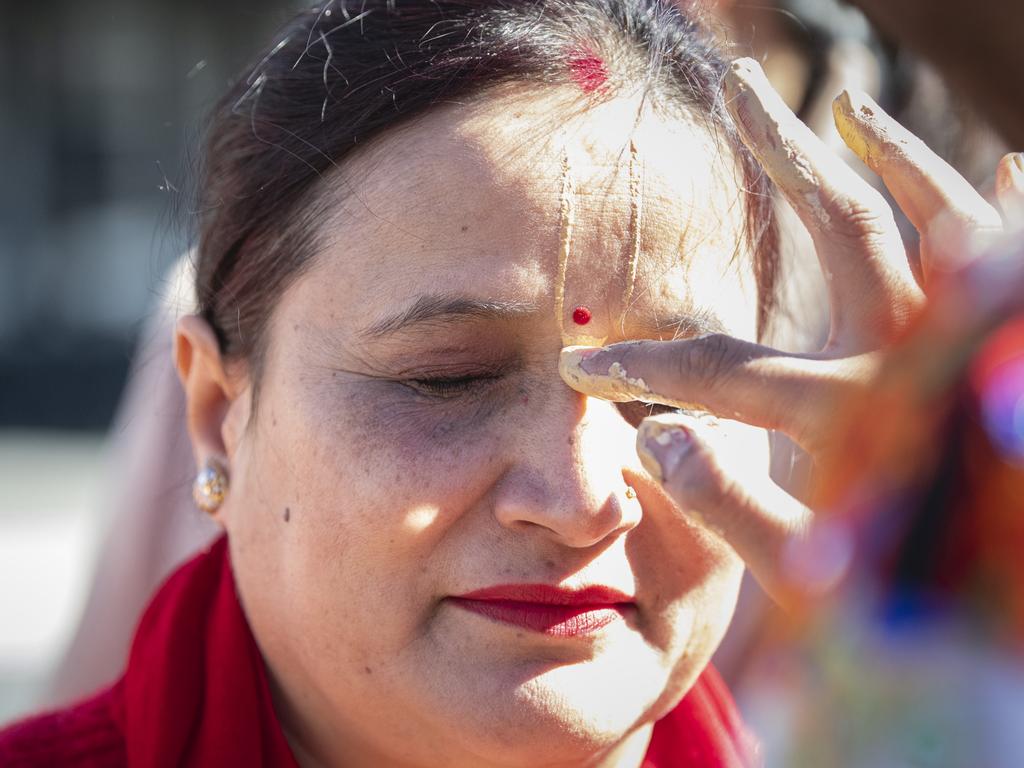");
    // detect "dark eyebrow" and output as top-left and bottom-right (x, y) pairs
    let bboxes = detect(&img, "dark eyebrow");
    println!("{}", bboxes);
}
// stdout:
(360, 294), (540, 338)
(360, 293), (727, 340)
